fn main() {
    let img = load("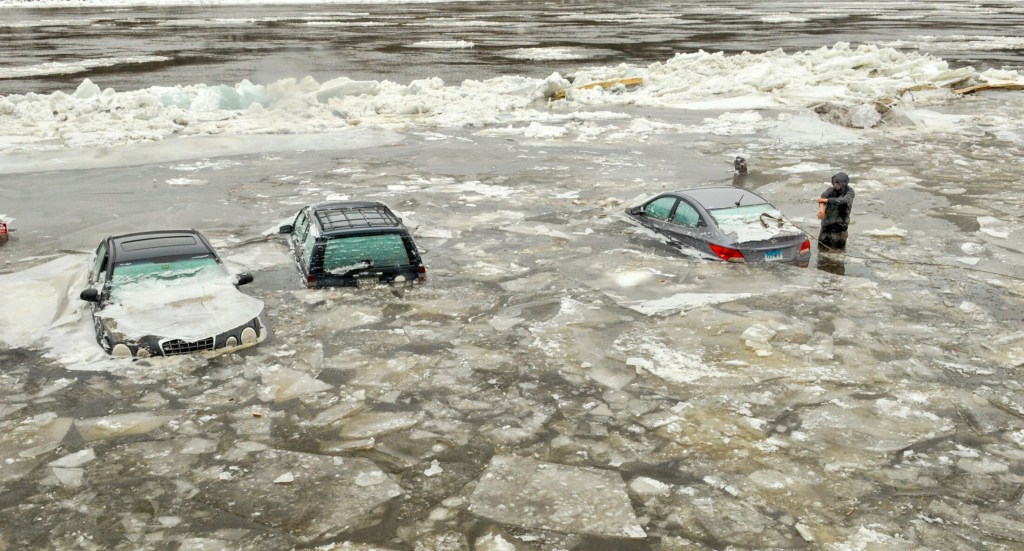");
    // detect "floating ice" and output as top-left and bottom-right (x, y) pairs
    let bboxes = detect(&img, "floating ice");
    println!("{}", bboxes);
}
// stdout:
(197, 450), (401, 543)
(48, 448), (96, 468)
(626, 292), (753, 316)
(863, 226), (908, 238)
(469, 455), (645, 538)
(977, 216), (1011, 238)
(409, 40), (474, 49)
(75, 413), (174, 441)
